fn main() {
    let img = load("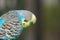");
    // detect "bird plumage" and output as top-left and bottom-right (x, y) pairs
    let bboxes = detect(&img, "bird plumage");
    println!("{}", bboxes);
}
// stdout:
(0, 10), (36, 40)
